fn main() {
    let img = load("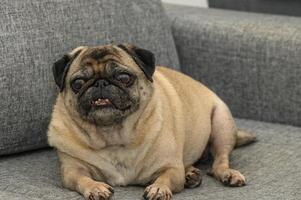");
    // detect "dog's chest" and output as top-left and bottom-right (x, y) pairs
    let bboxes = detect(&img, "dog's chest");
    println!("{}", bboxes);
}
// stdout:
(95, 146), (147, 186)
(81, 120), (162, 186)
